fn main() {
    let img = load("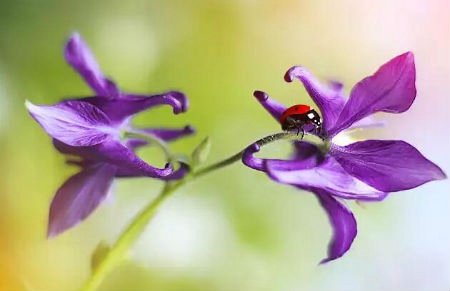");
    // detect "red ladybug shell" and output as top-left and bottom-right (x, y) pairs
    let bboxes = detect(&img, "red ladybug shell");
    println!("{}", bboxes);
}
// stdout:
(279, 104), (311, 124)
